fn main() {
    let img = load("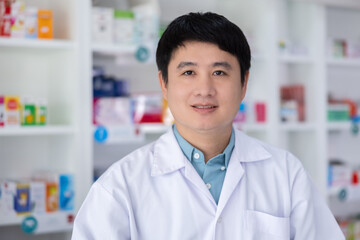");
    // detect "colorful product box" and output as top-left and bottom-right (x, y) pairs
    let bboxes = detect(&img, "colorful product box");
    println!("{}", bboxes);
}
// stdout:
(0, 181), (16, 216)
(0, 96), (4, 127)
(21, 97), (36, 126)
(113, 10), (134, 45)
(14, 182), (31, 214)
(10, 1), (26, 38)
(30, 181), (46, 213)
(25, 7), (38, 38)
(59, 174), (74, 211)
(92, 7), (114, 43)
(132, 94), (163, 124)
(255, 102), (266, 123)
(46, 181), (58, 212)
(36, 98), (47, 125)
(4, 96), (21, 126)
(0, 0), (11, 37)
(38, 9), (53, 39)
(93, 97), (132, 125)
